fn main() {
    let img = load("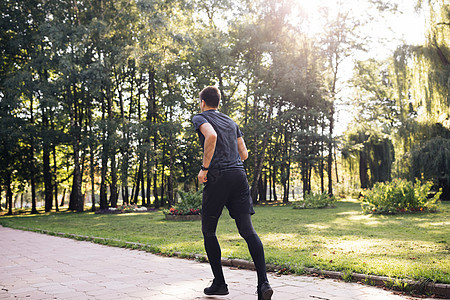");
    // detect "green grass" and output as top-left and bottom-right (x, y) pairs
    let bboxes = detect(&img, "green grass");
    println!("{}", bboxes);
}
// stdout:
(1, 200), (449, 284)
